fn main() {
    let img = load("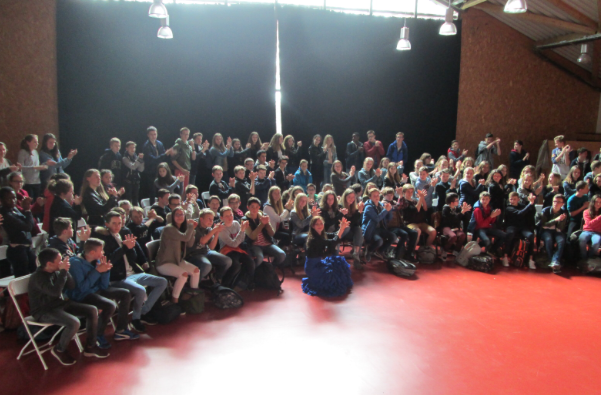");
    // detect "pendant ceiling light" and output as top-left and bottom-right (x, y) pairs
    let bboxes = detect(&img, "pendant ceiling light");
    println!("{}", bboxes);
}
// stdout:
(396, 20), (411, 51)
(149, 0), (168, 18)
(158, 17), (173, 39)
(439, 5), (457, 36)
(504, 0), (527, 14)
(578, 43), (592, 64)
